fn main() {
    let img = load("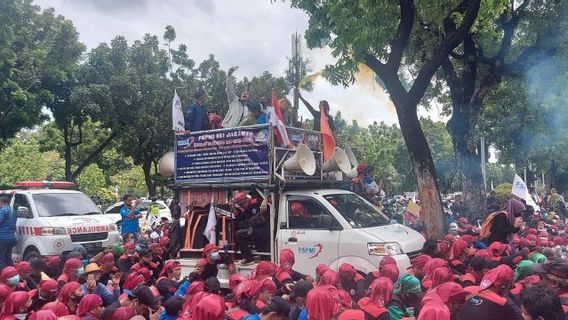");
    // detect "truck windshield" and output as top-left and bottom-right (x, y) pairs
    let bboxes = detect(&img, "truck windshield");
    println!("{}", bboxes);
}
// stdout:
(33, 193), (102, 217)
(323, 193), (389, 228)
